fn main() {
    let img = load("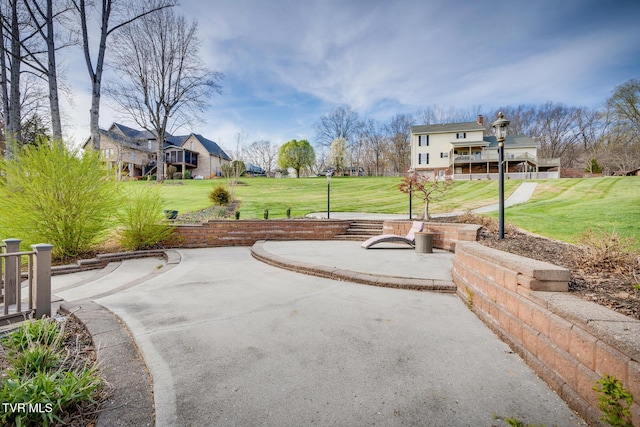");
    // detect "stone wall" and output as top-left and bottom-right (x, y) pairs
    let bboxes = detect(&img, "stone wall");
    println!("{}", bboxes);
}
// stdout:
(452, 241), (640, 426)
(171, 219), (351, 247)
